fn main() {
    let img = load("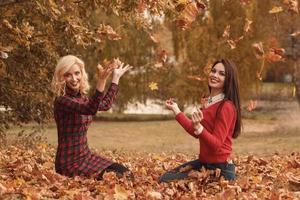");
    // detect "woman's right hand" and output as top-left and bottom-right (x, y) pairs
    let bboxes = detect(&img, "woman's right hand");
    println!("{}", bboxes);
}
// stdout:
(97, 64), (114, 82)
(96, 64), (114, 92)
(165, 98), (181, 115)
